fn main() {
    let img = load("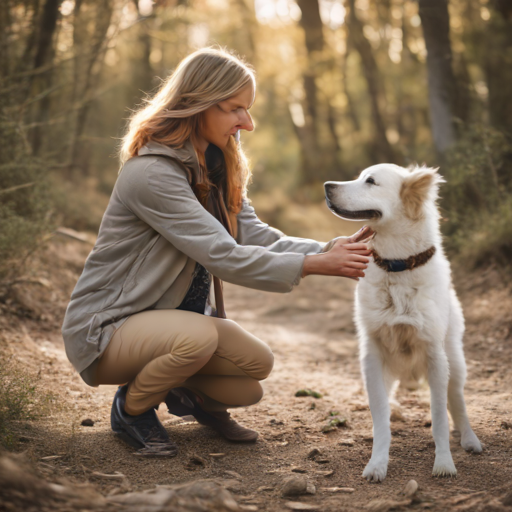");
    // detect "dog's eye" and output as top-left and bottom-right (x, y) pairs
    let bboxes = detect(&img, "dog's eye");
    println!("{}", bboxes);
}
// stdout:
(366, 177), (376, 185)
